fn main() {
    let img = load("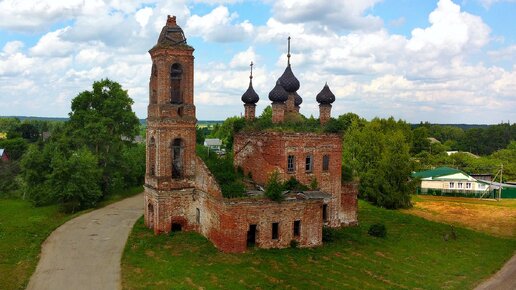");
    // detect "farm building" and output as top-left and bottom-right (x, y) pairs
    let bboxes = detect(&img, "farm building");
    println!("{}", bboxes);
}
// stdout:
(413, 167), (516, 198)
